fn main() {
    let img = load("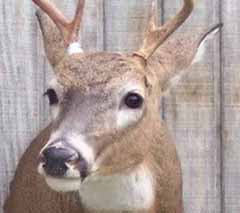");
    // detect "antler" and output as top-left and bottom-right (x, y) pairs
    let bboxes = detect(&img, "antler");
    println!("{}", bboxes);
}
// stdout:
(134, 0), (195, 61)
(32, 0), (85, 47)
